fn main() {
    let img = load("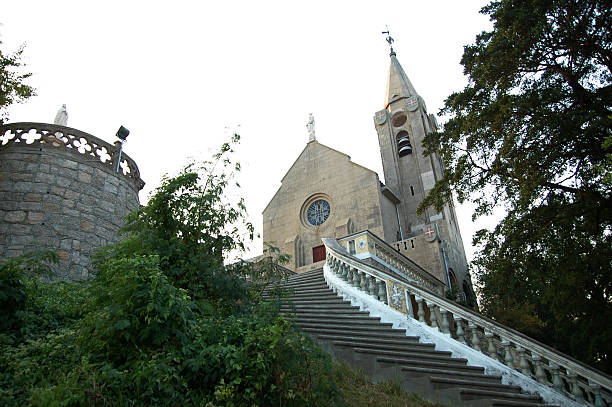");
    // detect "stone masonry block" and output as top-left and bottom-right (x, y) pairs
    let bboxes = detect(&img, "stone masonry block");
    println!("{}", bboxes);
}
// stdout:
(4, 211), (26, 223)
